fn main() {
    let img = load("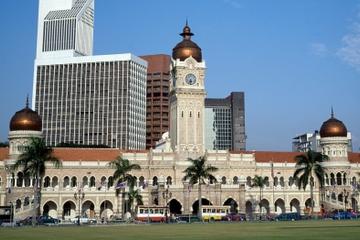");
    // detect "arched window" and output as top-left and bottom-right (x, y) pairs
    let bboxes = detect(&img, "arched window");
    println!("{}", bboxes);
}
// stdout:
(233, 176), (239, 184)
(52, 176), (58, 188)
(274, 177), (279, 187)
(101, 176), (107, 187)
(343, 173), (347, 185)
(63, 176), (70, 188)
(189, 111), (192, 117)
(139, 176), (145, 188)
(246, 176), (252, 187)
(24, 197), (30, 207)
(17, 172), (24, 187)
(108, 176), (114, 188)
(325, 174), (329, 186)
(44, 176), (51, 188)
(153, 176), (158, 186)
(221, 176), (227, 184)
(352, 177), (357, 186)
(288, 177), (294, 186)
(0, 177), (2, 187)
(16, 199), (21, 210)
(264, 177), (270, 187)
(71, 176), (77, 187)
(280, 177), (285, 187)
(82, 176), (88, 187)
(198, 112), (200, 118)
(330, 173), (335, 186)
(166, 176), (172, 185)
(90, 176), (96, 187)
(336, 173), (342, 186)
(24, 173), (31, 187)
(181, 111), (184, 118)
